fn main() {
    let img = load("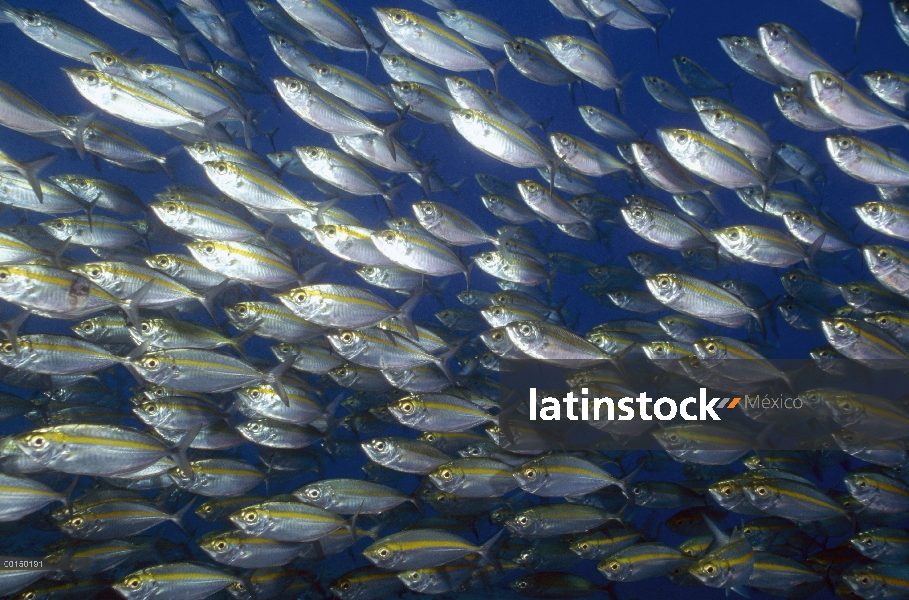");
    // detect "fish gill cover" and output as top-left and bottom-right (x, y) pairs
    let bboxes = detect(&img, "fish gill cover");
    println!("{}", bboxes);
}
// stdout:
(0, 0), (904, 600)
